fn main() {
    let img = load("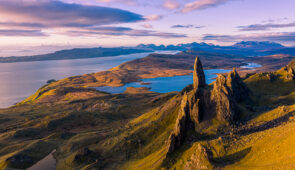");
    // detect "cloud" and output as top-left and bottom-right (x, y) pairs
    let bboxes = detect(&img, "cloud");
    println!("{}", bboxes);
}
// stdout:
(65, 26), (187, 38)
(144, 15), (163, 21)
(202, 32), (295, 42)
(0, 29), (47, 36)
(171, 24), (204, 29)
(0, 0), (144, 30)
(238, 22), (295, 31)
(180, 0), (233, 13)
(0, 22), (45, 29)
(142, 24), (153, 28)
(94, 0), (136, 5)
(163, 0), (180, 10)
